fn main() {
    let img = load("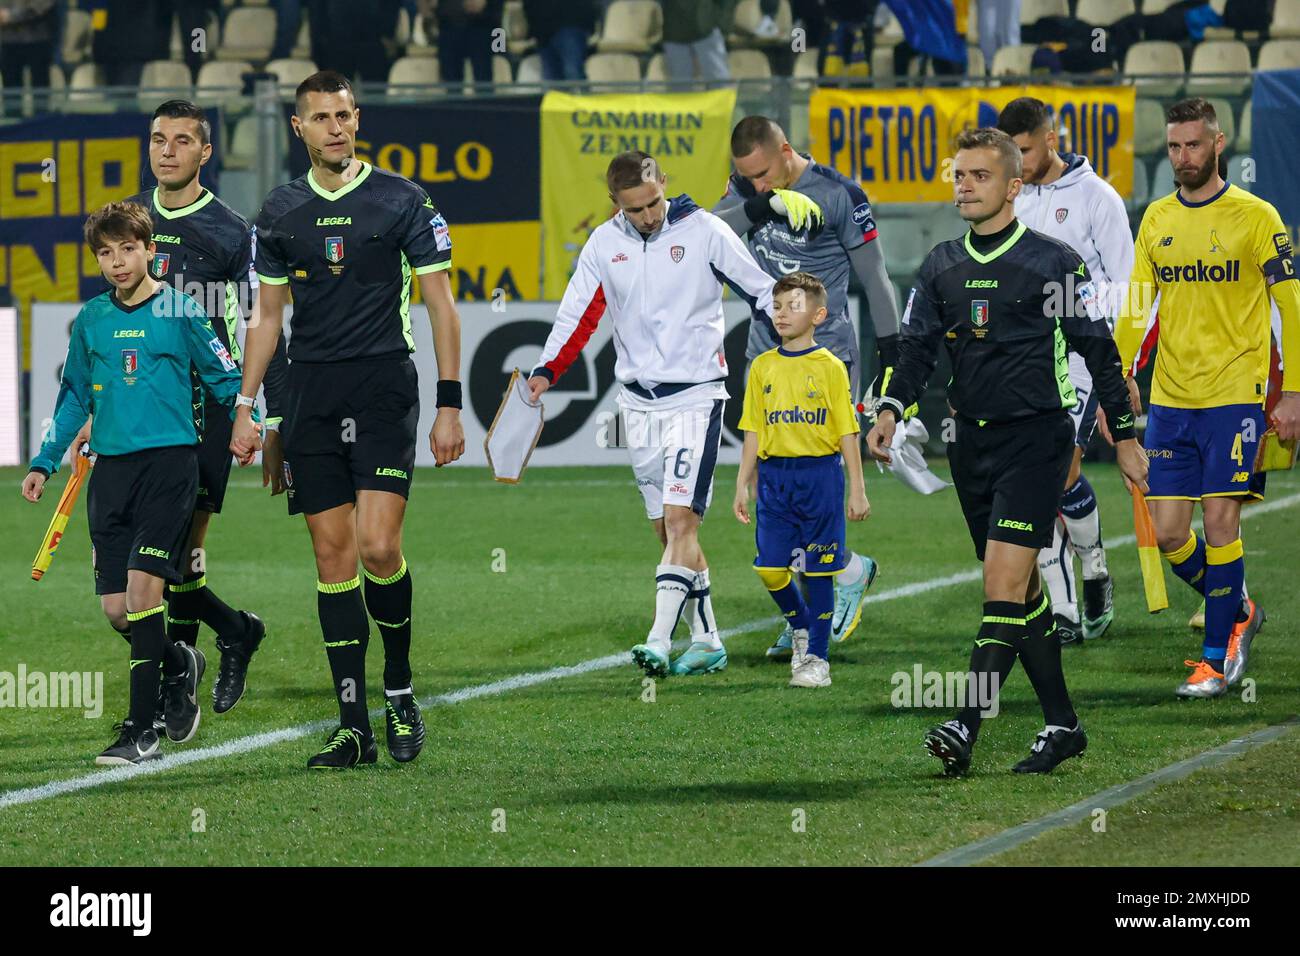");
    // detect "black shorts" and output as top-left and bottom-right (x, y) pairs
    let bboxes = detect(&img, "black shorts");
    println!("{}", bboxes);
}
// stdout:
(281, 356), (419, 516)
(946, 410), (1073, 561)
(195, 400), (235, 513)
(87, 445), (198, 595)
